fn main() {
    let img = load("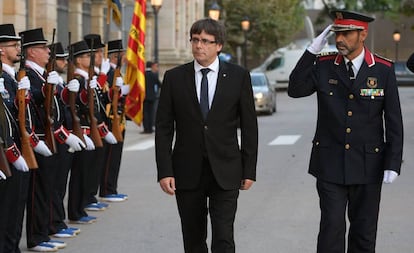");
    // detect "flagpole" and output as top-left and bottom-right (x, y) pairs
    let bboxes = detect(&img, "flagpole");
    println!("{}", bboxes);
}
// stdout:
(105, 0), (111, 58)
